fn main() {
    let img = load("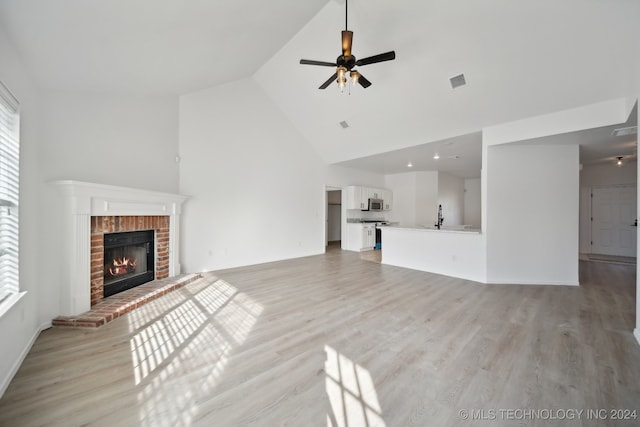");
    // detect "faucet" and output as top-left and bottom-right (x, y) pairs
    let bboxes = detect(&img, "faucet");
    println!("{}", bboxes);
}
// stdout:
(435, 204), (444, 229)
